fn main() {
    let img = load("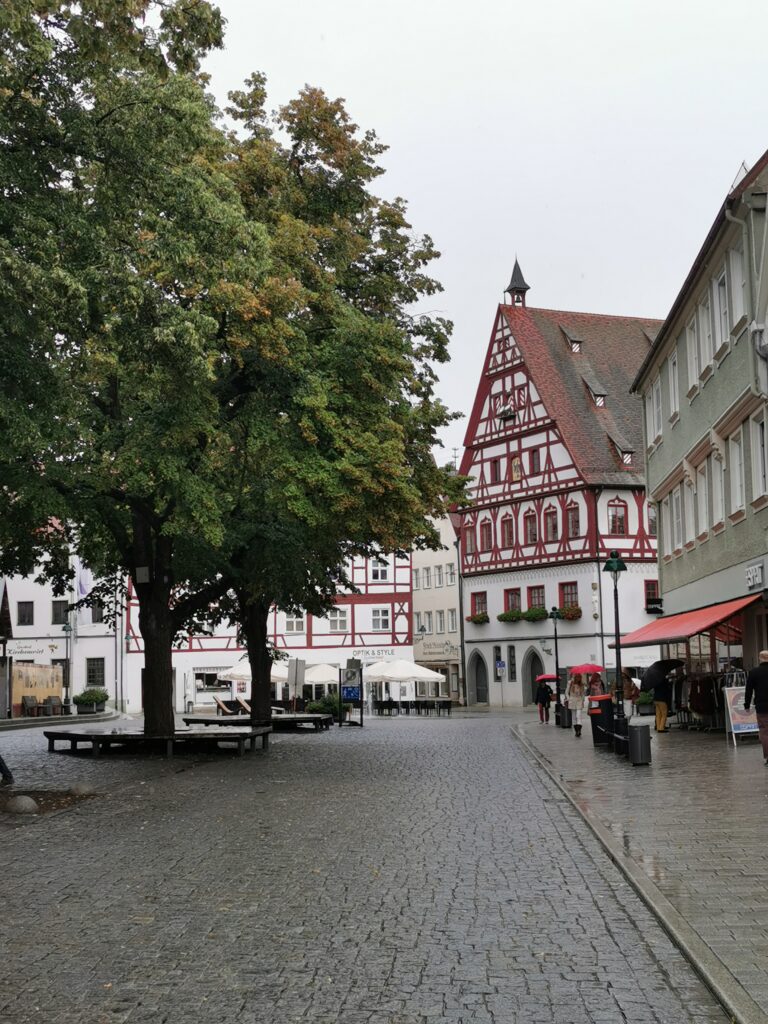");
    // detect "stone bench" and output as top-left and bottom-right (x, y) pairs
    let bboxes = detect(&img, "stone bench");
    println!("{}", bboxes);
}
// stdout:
(44, 726), (271, 758)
